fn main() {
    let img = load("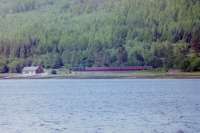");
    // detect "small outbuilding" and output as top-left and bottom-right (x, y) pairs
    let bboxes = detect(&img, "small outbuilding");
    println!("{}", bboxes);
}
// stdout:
(22, 66), (44, 76)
